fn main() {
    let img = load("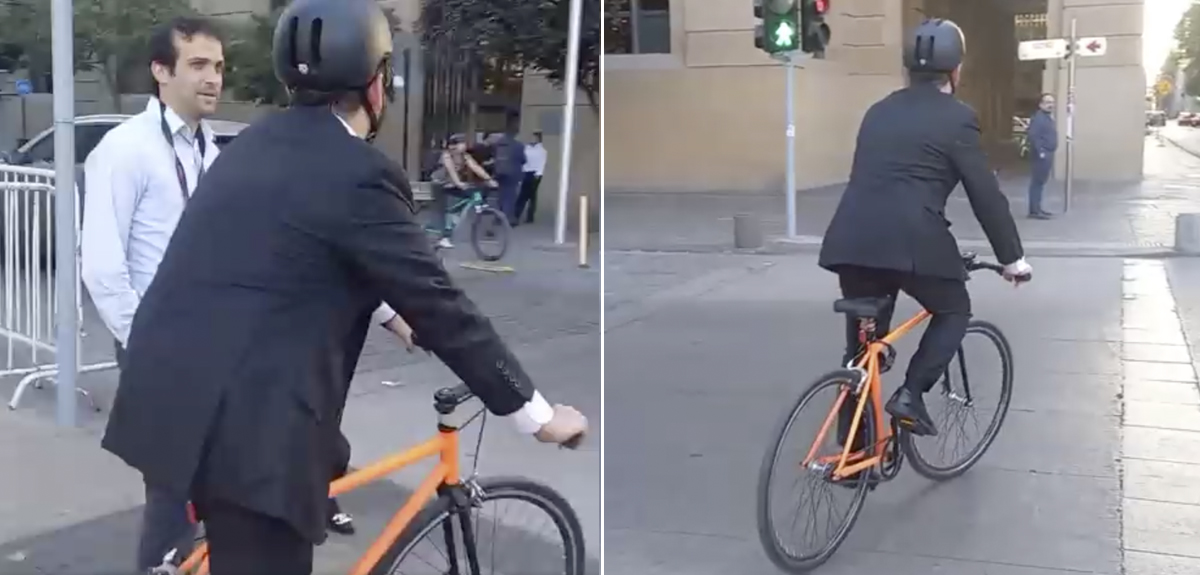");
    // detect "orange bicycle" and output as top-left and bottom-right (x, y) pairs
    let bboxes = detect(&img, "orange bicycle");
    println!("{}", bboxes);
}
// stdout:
(175, 384), (587, 575)
(756, 252), (1024, 572)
